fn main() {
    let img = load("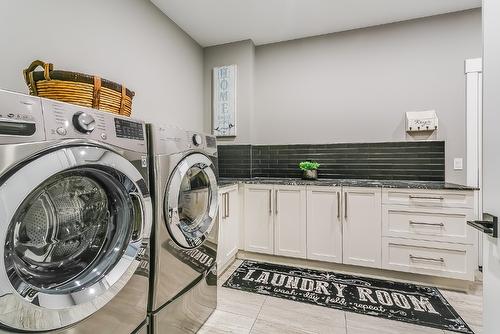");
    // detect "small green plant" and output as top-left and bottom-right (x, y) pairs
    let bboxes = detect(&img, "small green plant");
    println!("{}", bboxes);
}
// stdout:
(299, 161), (320, 171)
